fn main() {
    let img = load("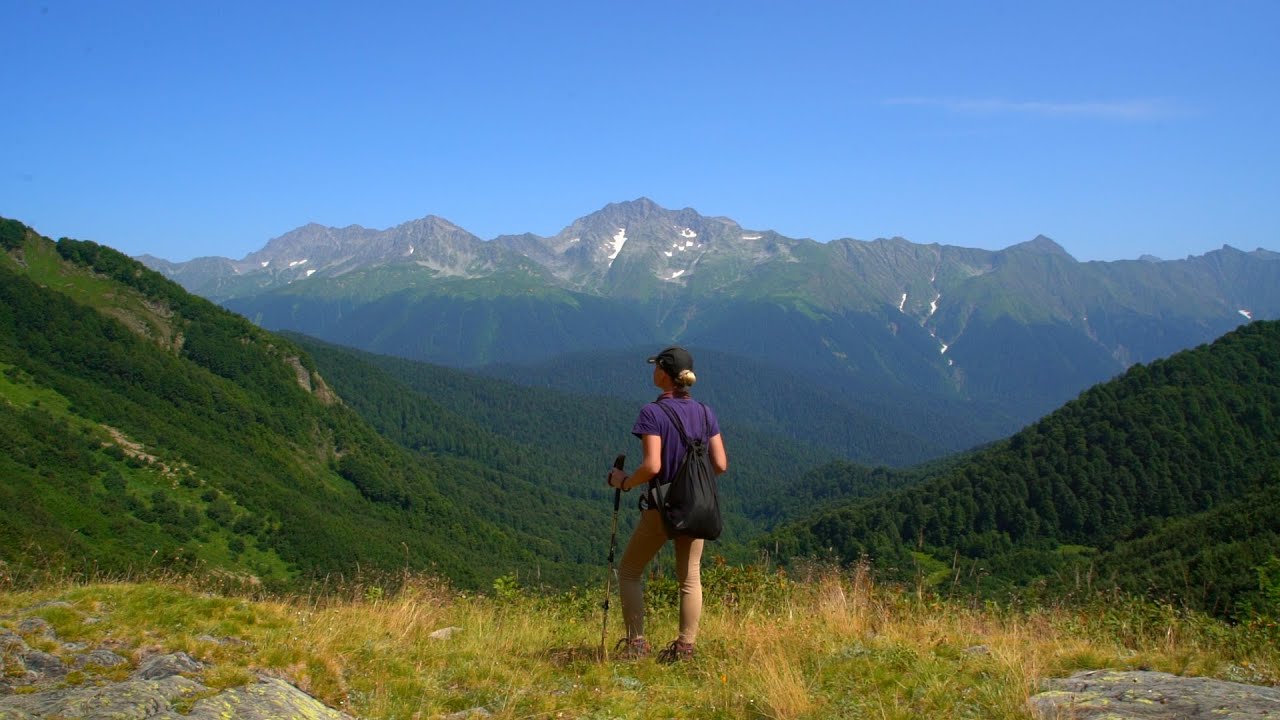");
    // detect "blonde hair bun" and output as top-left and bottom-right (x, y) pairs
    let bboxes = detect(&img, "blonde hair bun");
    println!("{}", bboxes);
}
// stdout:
(675, 369), (697, 387)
